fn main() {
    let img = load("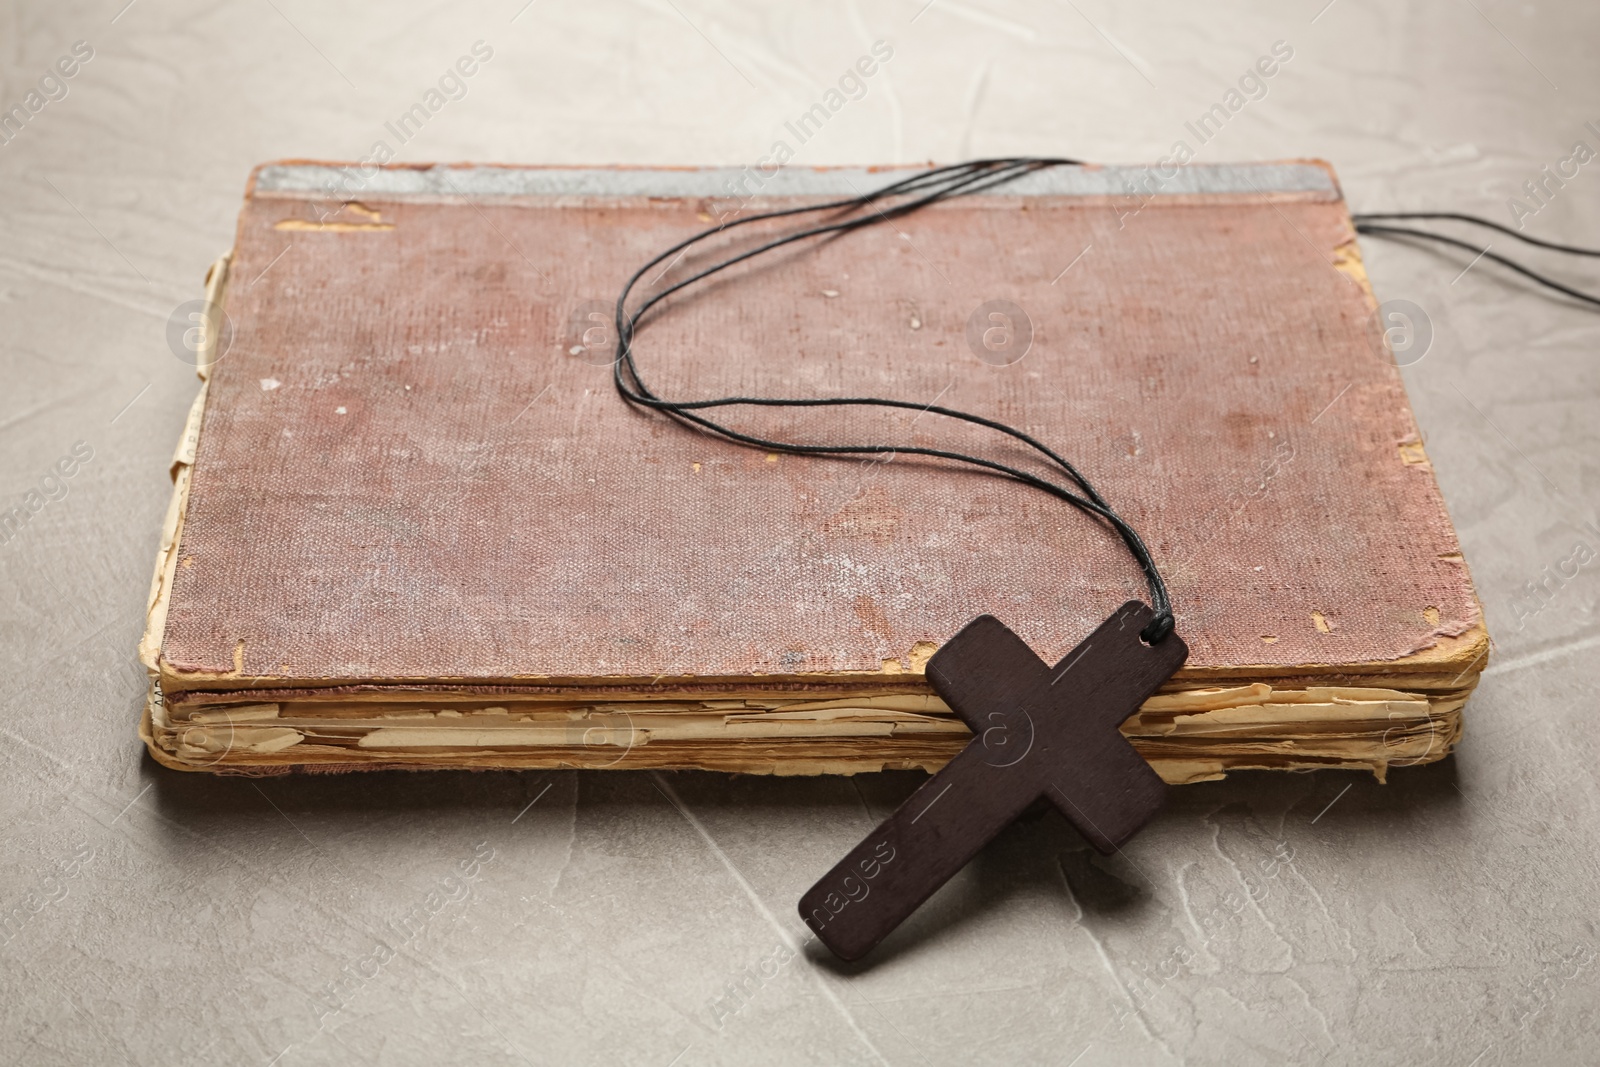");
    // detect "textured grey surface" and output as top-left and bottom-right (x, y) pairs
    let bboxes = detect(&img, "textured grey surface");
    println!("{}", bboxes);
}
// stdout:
(1, 1), (1598, 1065)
